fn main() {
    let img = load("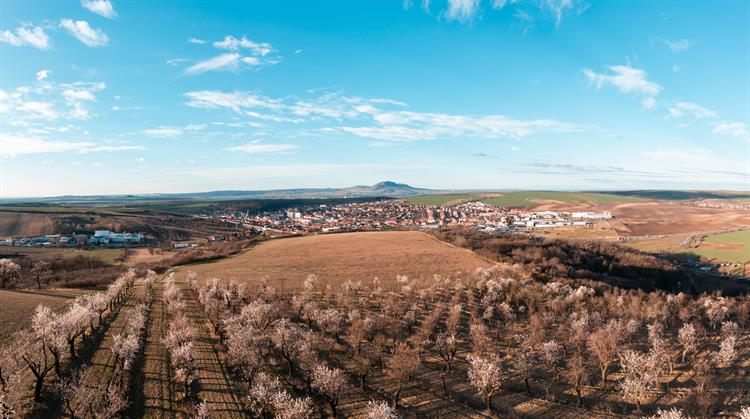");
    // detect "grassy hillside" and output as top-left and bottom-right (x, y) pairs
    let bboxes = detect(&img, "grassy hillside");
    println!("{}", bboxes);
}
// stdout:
(405, 191), (640, 207)
(691, 229), (750, 263)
